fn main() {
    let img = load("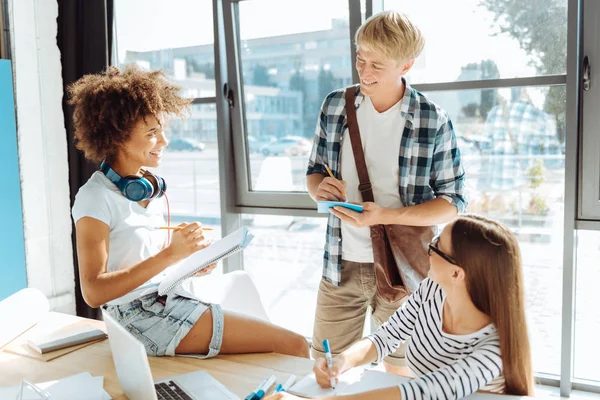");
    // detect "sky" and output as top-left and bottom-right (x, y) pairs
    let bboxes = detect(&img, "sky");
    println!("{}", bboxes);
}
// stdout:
(114, 0), (564, 91)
